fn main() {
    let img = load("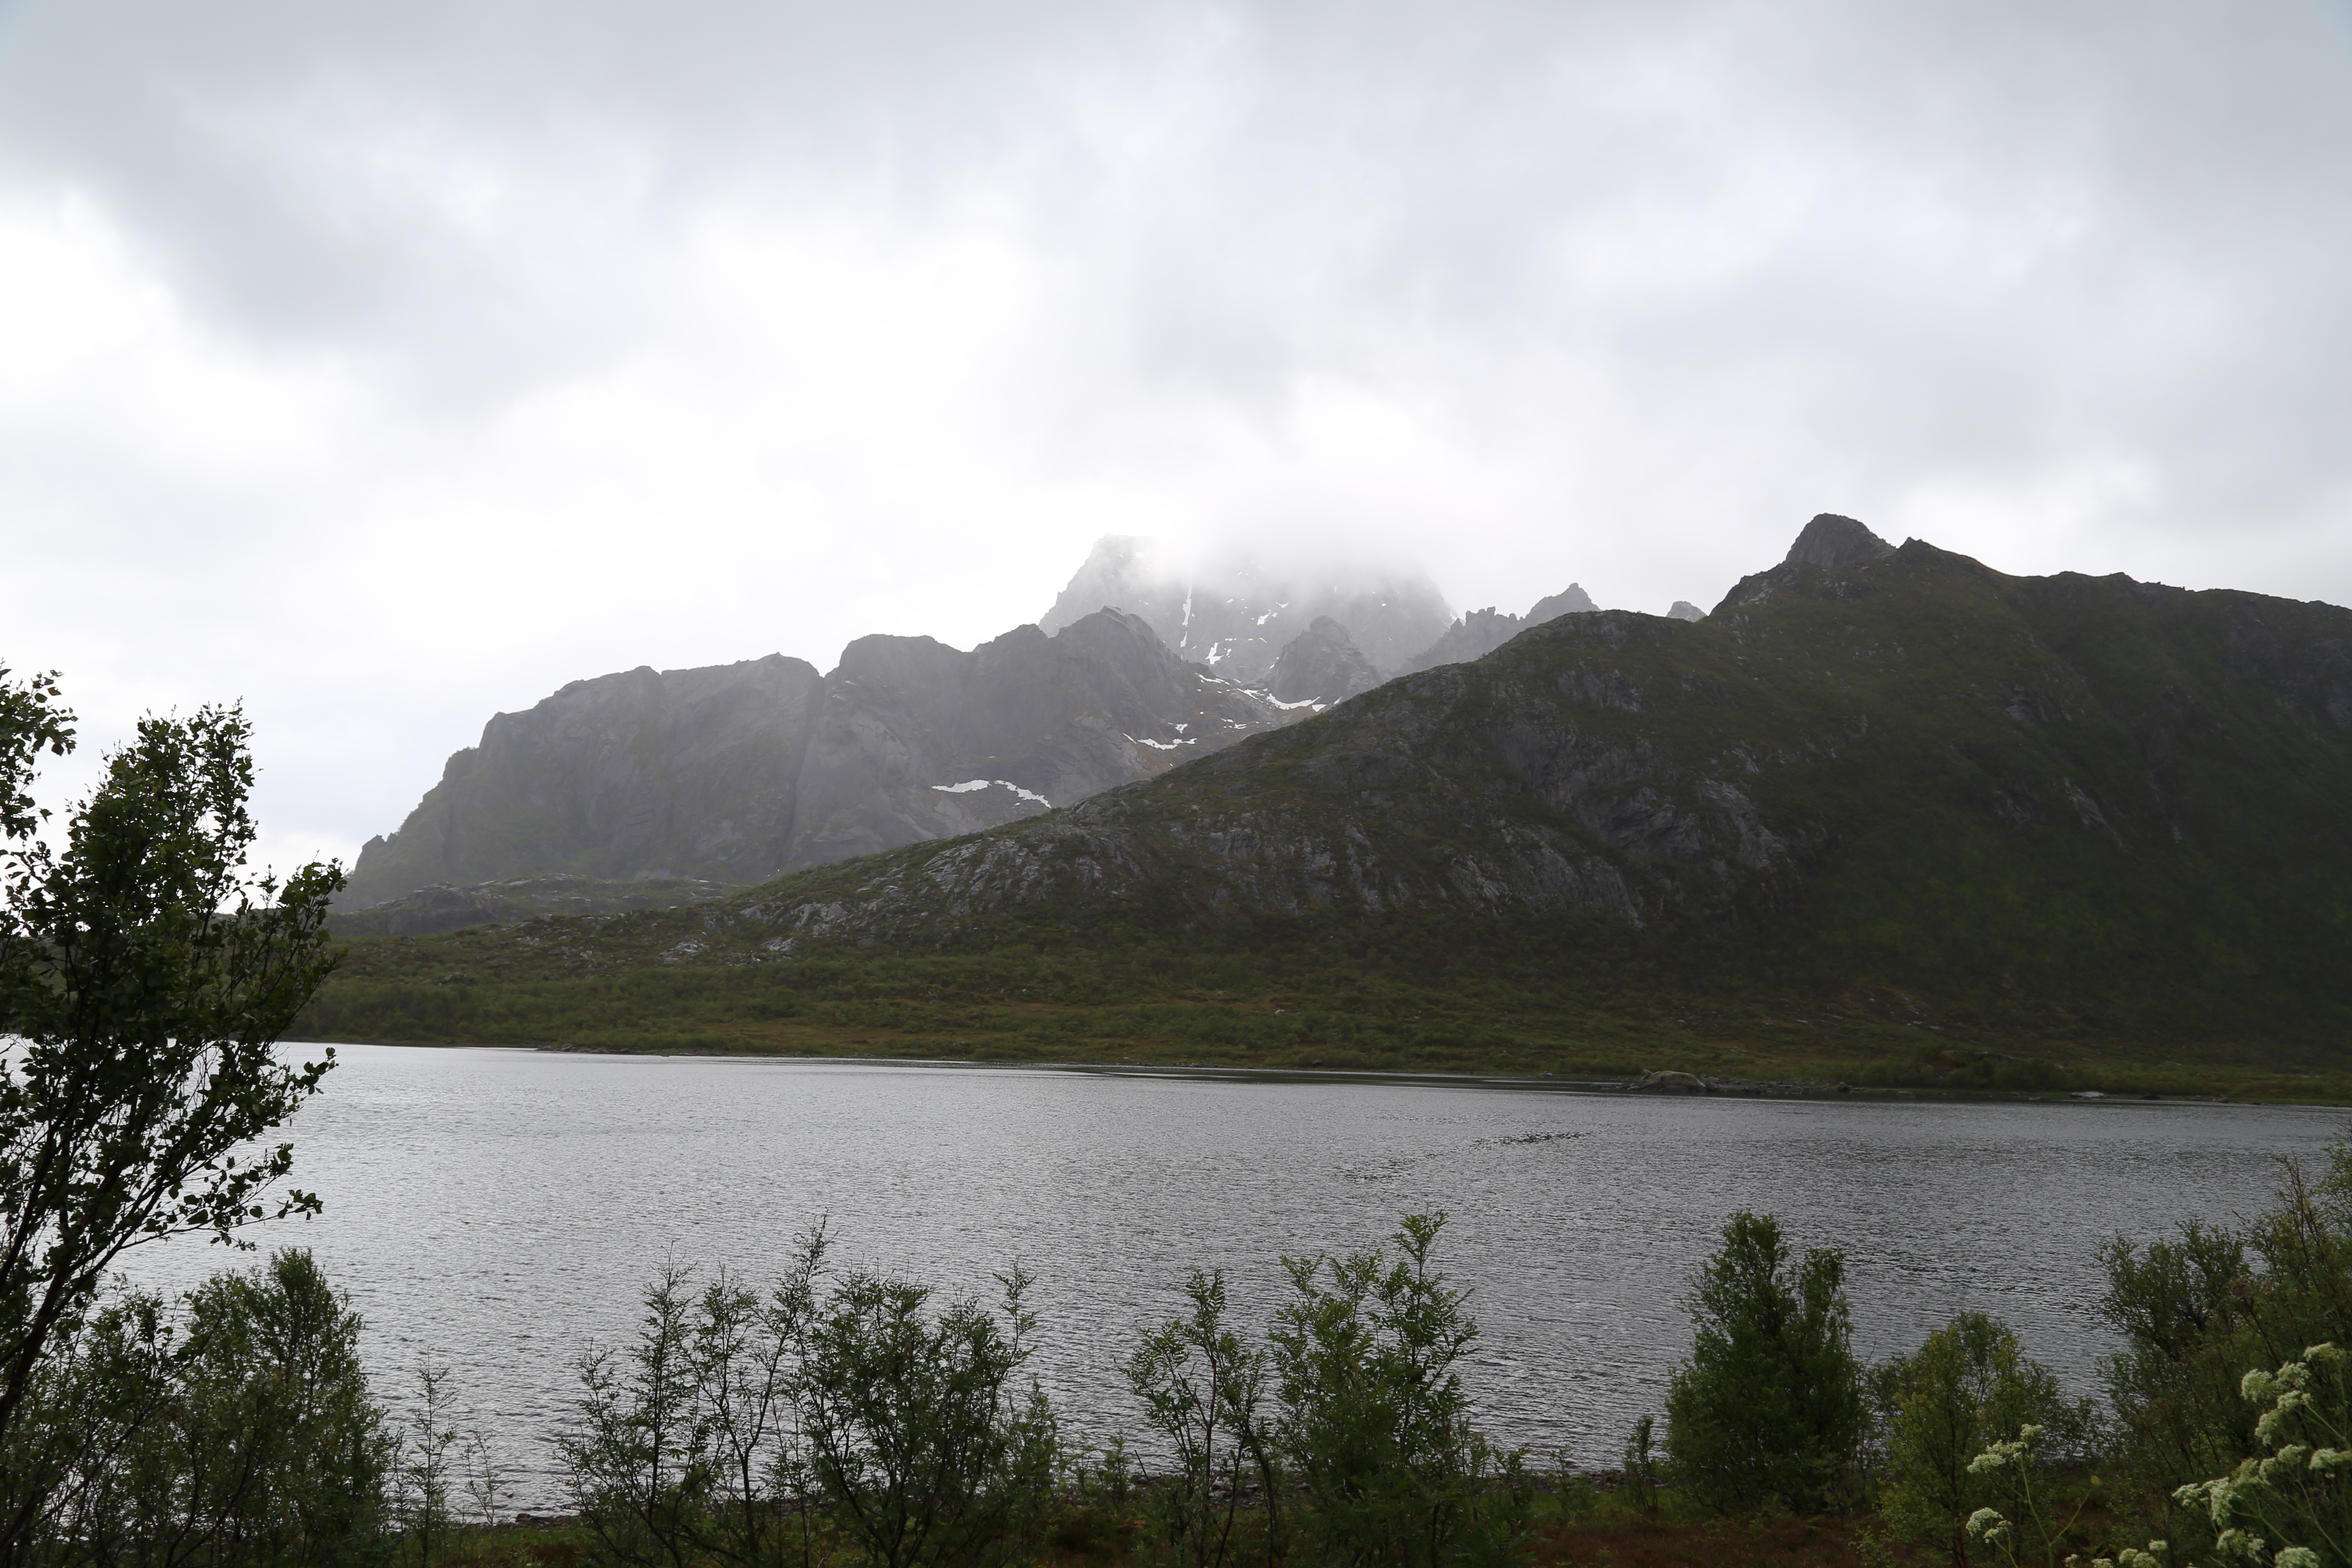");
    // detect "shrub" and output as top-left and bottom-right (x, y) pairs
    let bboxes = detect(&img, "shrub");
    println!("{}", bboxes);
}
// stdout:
(16, 1250), (390, 1568)
(1875, 1312), (2094, 1564)
(2102, 1144), (2352, 1546)
(1663, 1210), (1866, 1515)
(559, 1229), (1057, 1568)
(1124, 1269), (1275, 1568)
(1271, 1213), (1529, 1568)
